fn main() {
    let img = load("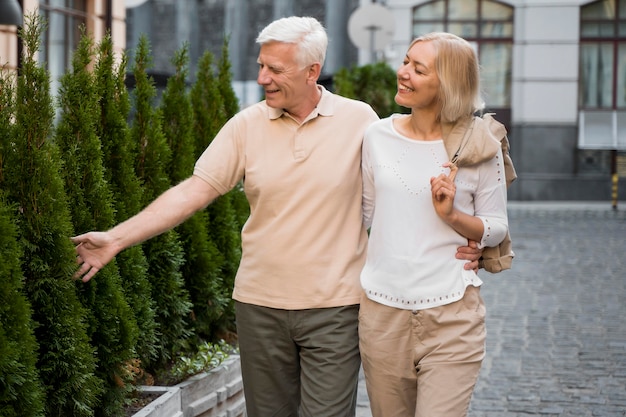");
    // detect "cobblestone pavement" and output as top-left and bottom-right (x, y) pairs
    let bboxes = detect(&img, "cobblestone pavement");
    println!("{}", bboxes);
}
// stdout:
(356, 202), (626, 417)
